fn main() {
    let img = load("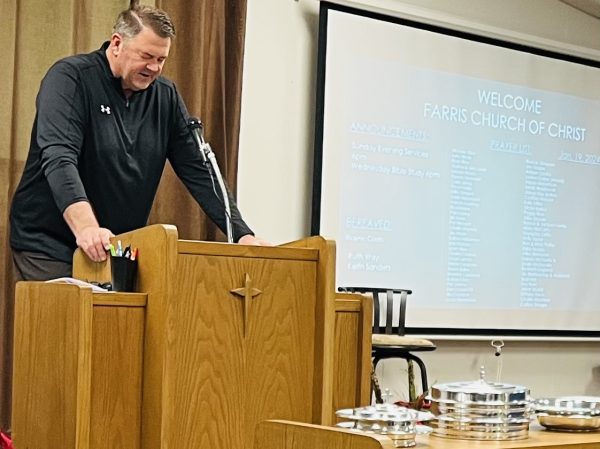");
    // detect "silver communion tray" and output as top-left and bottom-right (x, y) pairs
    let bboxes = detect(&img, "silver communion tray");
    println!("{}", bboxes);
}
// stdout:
(335, 403), (433, 448)
(534, 396), (600, 432)
(427, 367), (532, 441)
